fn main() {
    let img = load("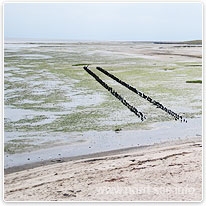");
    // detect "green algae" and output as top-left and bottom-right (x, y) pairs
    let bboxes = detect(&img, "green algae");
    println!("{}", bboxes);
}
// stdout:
(186, 80), (202, 84)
